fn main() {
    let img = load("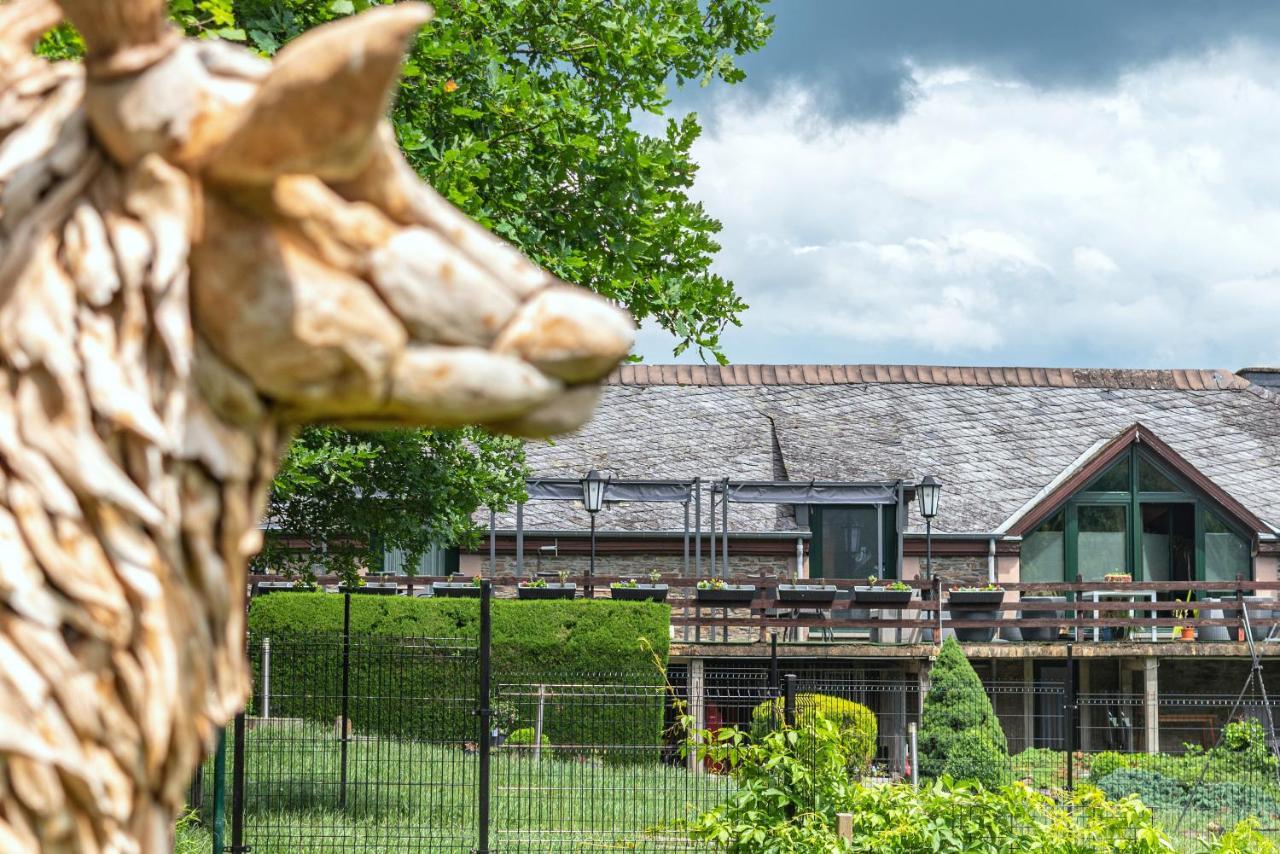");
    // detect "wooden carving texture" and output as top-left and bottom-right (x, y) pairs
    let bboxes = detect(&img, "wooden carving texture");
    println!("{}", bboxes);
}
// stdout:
(0, 1), (633, 849)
